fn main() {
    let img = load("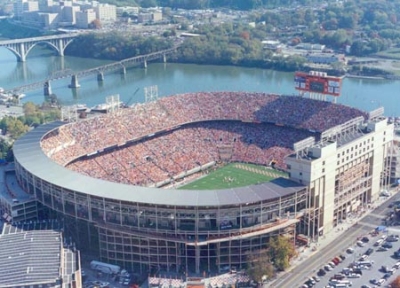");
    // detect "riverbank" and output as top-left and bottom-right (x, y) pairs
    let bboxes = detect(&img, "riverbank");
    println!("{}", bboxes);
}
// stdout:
(345, 74), (385, 80)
